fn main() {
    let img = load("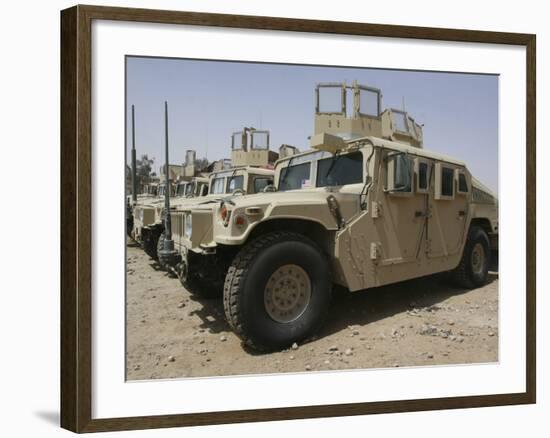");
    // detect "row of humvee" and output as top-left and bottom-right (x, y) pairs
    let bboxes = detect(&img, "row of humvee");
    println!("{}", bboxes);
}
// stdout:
(128, 81), (498, 351)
